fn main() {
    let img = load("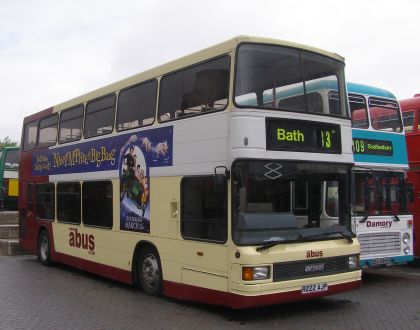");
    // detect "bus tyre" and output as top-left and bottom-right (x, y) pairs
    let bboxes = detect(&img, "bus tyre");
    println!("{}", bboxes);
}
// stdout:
(138, 247), (162, 296)
(38, 230), (52, 266)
